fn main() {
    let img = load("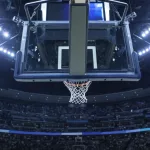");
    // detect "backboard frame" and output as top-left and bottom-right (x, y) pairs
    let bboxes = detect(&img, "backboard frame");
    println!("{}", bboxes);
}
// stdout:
(58, 46), (98, 70)
(14, 20), (141, 82)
